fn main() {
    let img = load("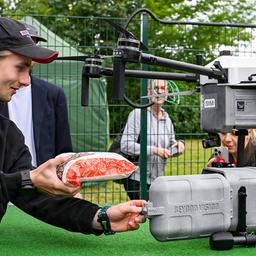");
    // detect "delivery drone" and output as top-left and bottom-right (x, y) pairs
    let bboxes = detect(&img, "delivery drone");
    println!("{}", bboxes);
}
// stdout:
(57, 8), (256, 132)
(58, 8), (256, 250)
